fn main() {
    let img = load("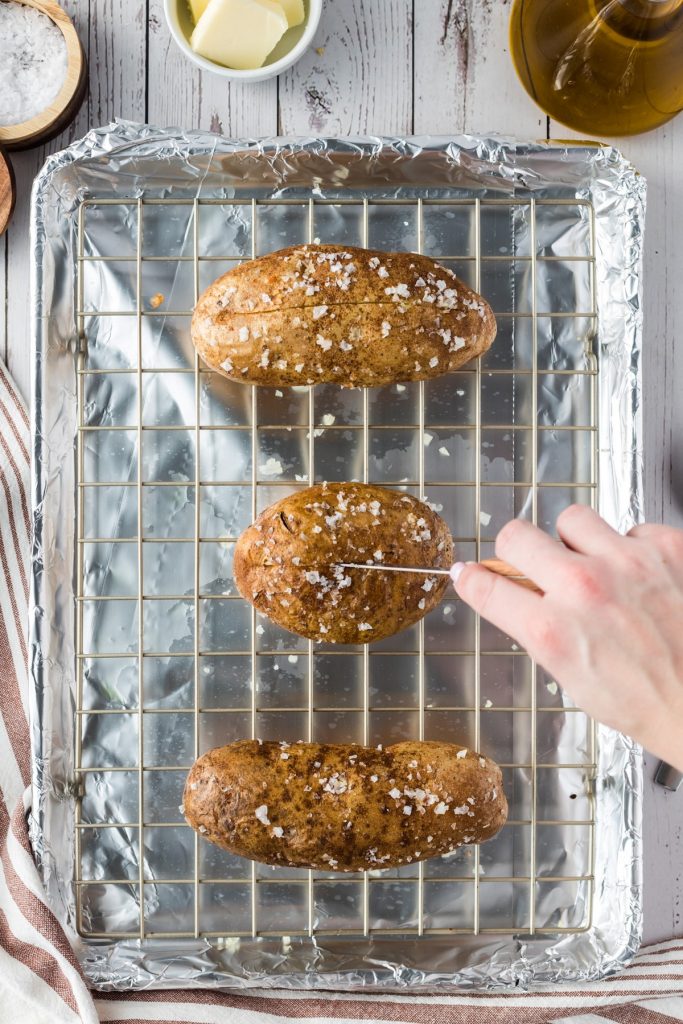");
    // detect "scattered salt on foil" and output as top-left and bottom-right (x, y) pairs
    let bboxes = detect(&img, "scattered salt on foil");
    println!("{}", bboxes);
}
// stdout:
(259, 456), (283, 477)
(0, 2), (67, 127)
